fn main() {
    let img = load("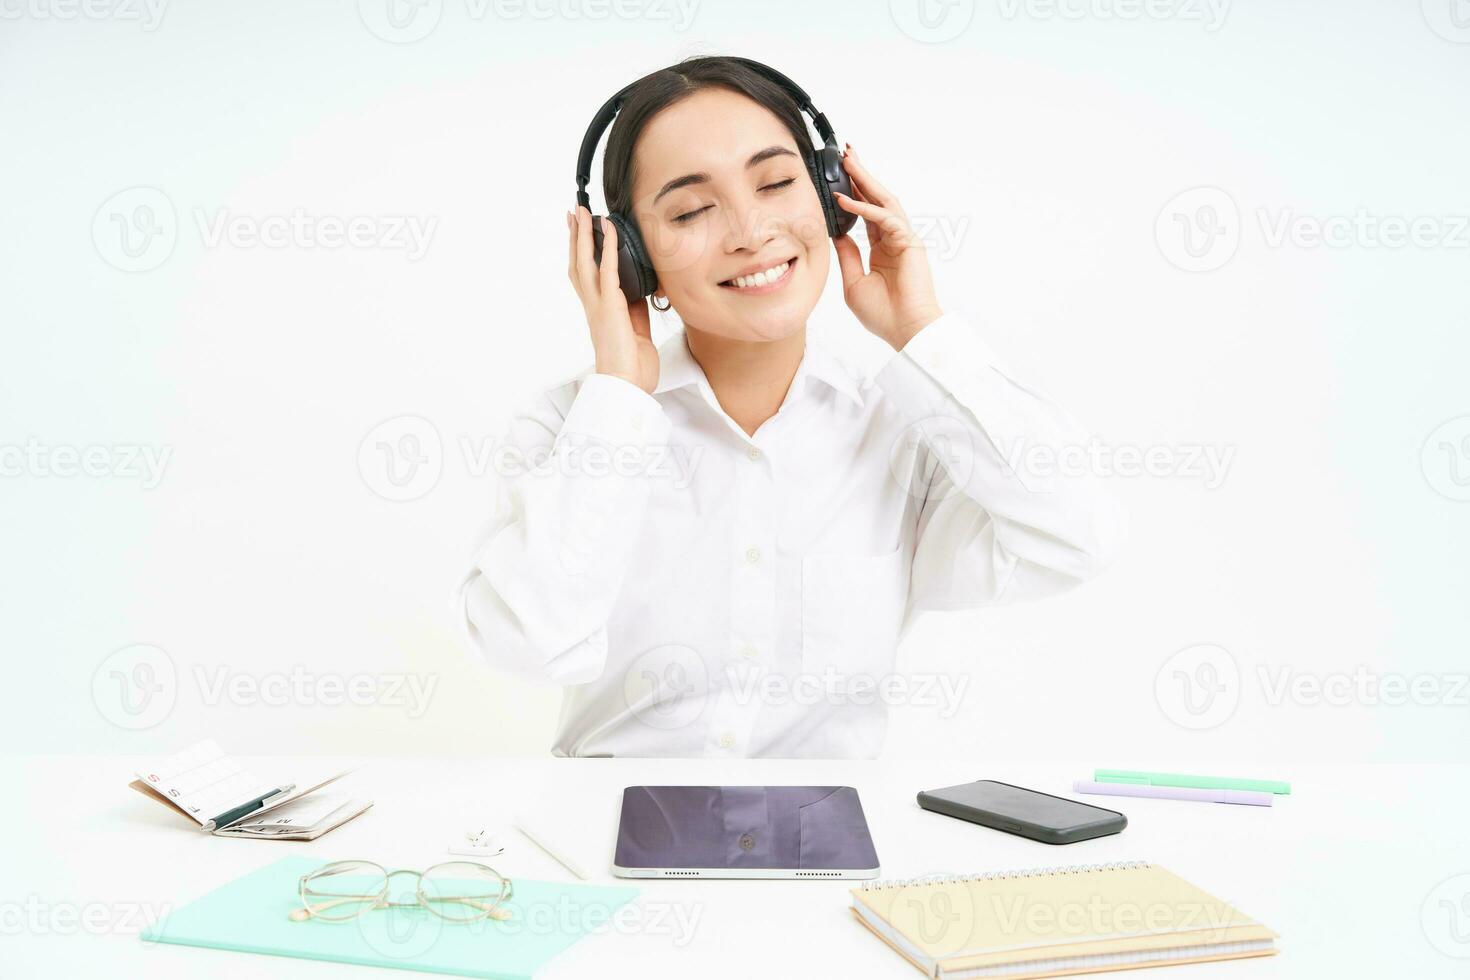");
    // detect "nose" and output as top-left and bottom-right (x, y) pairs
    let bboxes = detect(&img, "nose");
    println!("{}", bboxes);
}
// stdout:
(720, 187), (780, 255)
